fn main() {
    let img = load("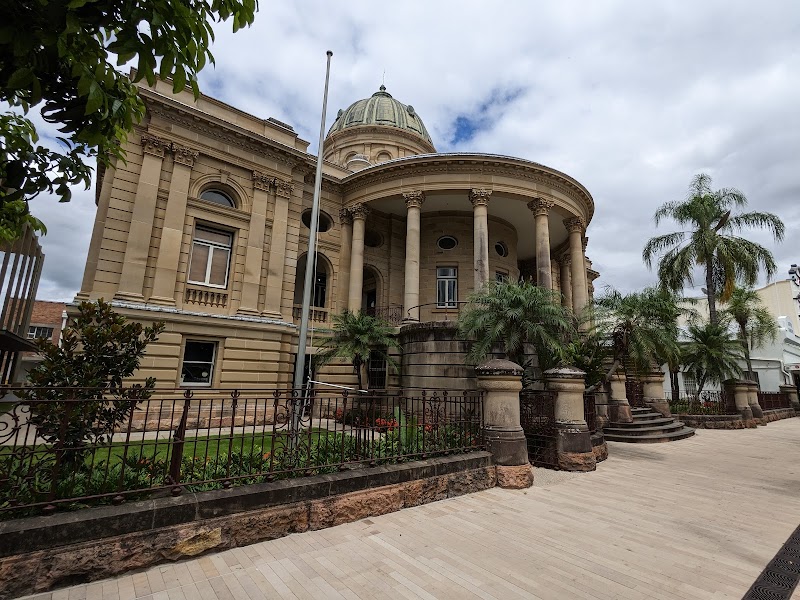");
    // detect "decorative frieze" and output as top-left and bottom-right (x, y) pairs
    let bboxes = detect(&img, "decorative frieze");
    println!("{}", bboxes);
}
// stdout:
(469, 188), (492, 207)
(403, 190), (425, 209)
(349, 203), (371, 220)
(527, 197), (555, 217)
(173, 145), (199, 167)
(140, 134), (169, 158)
(563, 217), (586, 234)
